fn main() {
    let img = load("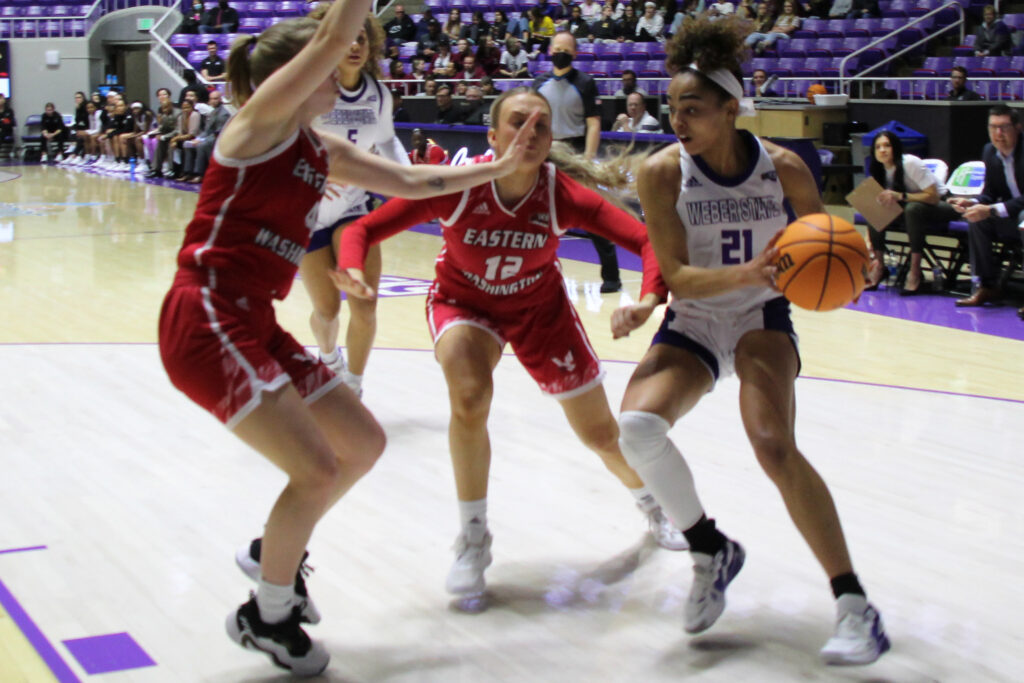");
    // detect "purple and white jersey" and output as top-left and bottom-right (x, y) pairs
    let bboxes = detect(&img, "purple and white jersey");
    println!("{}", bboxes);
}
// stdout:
(672, 130), (787, 313)
(313, 73), (409, 230)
